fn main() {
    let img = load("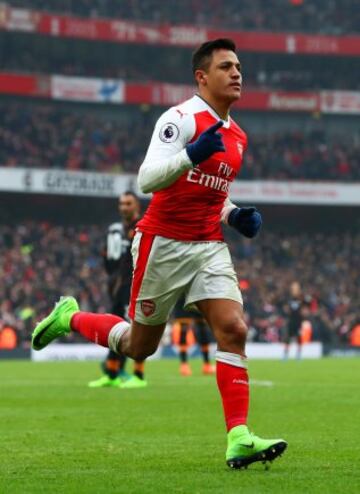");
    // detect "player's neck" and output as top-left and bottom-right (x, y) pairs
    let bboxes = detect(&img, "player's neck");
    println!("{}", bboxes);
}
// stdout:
(197, 92), (231, 120)
(123, 214), (139, 226)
